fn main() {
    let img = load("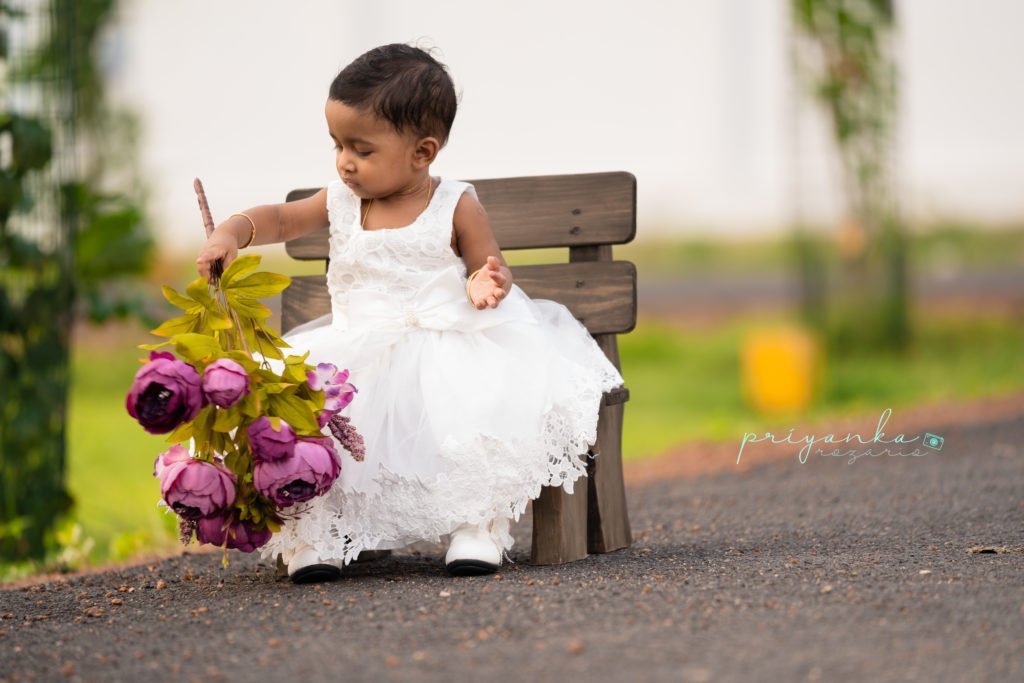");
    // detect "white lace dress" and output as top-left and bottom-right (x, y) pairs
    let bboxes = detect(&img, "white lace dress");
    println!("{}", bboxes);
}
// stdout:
(258, 177), (624, 565)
